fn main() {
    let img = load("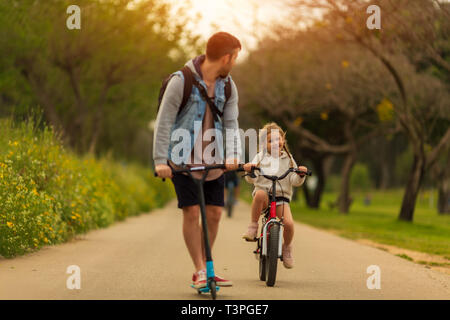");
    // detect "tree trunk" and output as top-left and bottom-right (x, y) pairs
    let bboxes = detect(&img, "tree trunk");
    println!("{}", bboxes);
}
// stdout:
(337, 151), (356, 214)
(437, 174), (450, 214)
(398, 154), (426, 221)
(303, 156), (327, 208)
